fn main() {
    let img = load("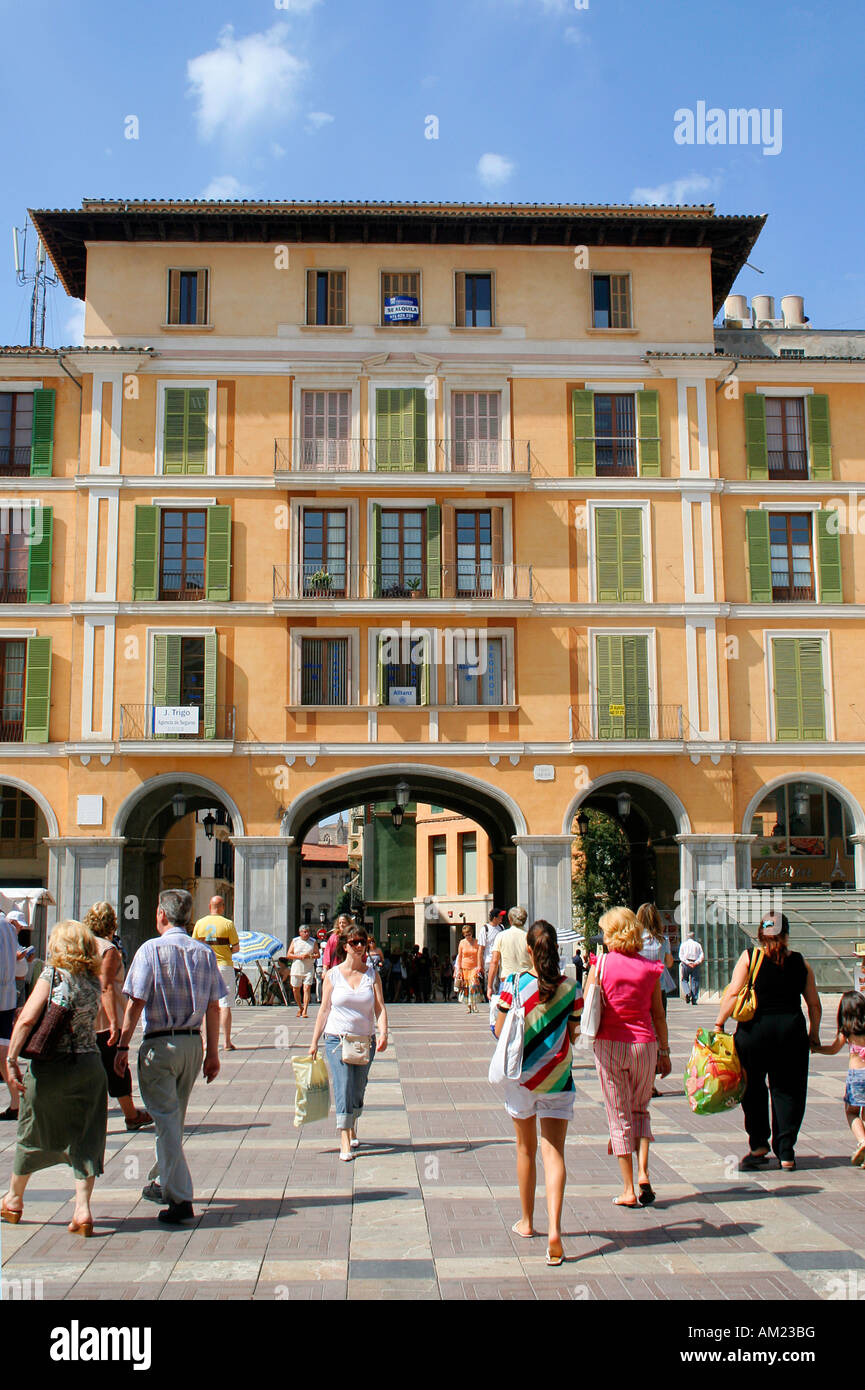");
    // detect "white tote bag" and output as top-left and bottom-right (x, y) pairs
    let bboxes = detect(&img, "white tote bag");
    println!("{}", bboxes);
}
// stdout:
(488, 972), (526, 1088)
(574, 953), (605, 1052)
